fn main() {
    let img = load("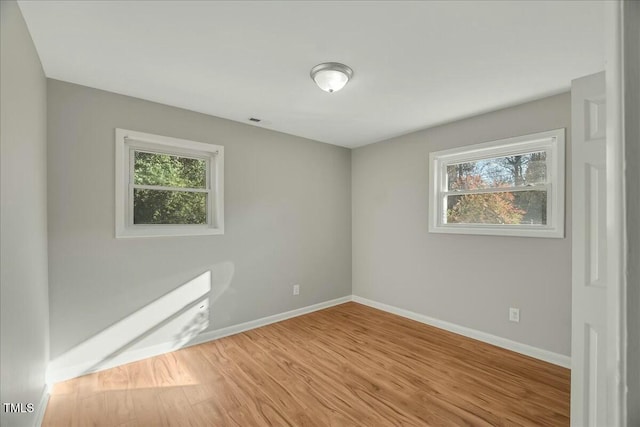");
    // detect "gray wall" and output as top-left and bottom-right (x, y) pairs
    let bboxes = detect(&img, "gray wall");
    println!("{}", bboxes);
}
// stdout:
(47, 80), (352, 362)
(352, 93), (572, 356)
(624, 0), (639, 423)
(0, 1), (50, 426)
